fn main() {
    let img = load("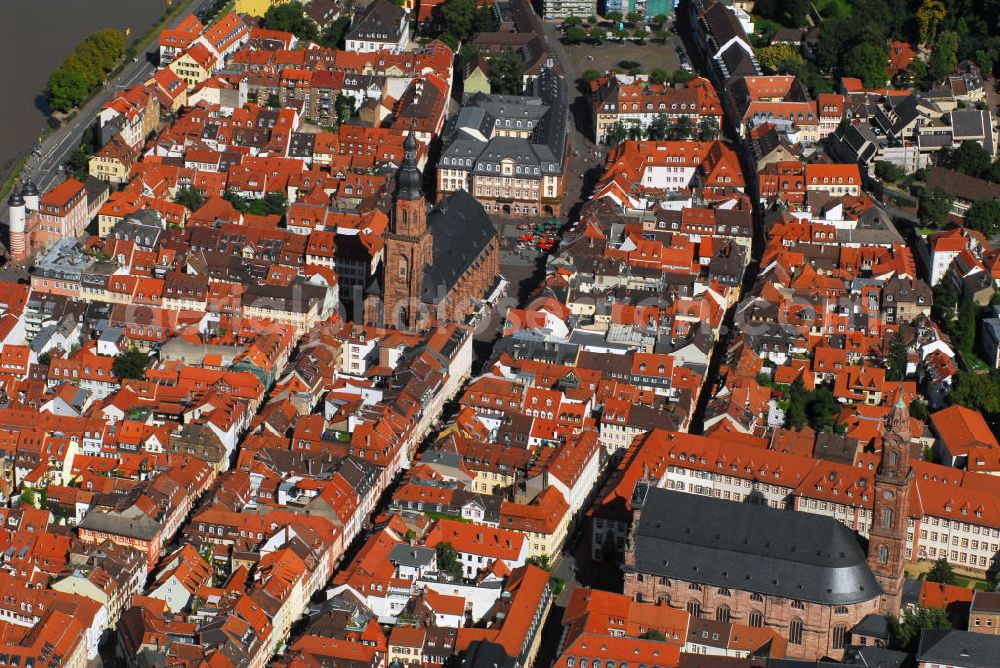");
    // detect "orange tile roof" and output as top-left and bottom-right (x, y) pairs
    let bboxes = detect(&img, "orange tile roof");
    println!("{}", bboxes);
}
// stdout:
(931, 405), (1000, 455)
